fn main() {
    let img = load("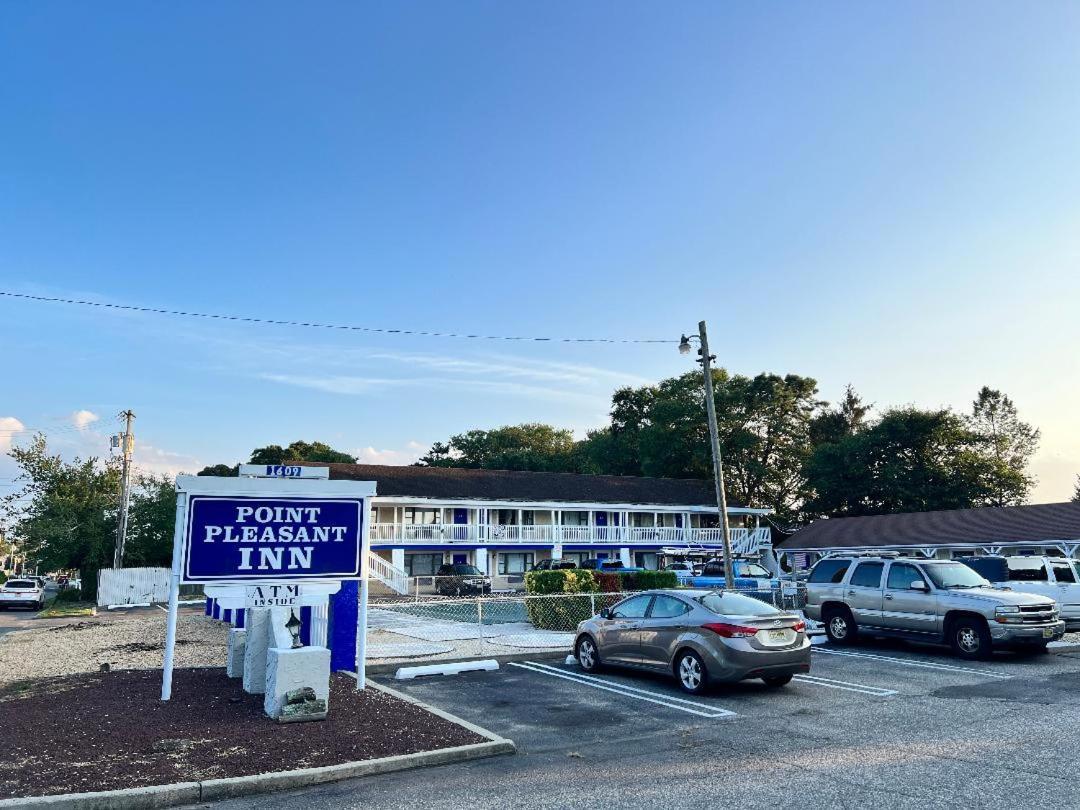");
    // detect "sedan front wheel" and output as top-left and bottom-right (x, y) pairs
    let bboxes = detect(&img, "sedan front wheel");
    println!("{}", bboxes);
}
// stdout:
(576, 637), (600, 672)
